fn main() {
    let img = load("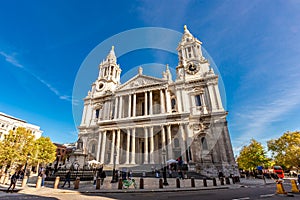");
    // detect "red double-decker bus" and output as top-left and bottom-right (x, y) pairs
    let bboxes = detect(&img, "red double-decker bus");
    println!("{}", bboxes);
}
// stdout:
(272, 166), (284, 179)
